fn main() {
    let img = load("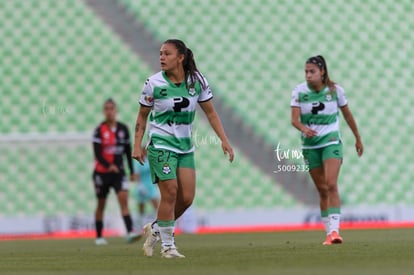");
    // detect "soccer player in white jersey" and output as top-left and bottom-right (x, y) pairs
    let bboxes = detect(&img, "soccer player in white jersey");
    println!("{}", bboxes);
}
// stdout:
(291, 55), (364, 245)
(132, 39), (234, 258)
